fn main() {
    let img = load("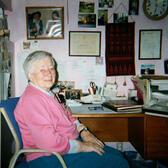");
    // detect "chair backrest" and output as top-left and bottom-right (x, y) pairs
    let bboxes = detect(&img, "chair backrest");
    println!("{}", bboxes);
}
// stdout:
(0, 97), (21, 155)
